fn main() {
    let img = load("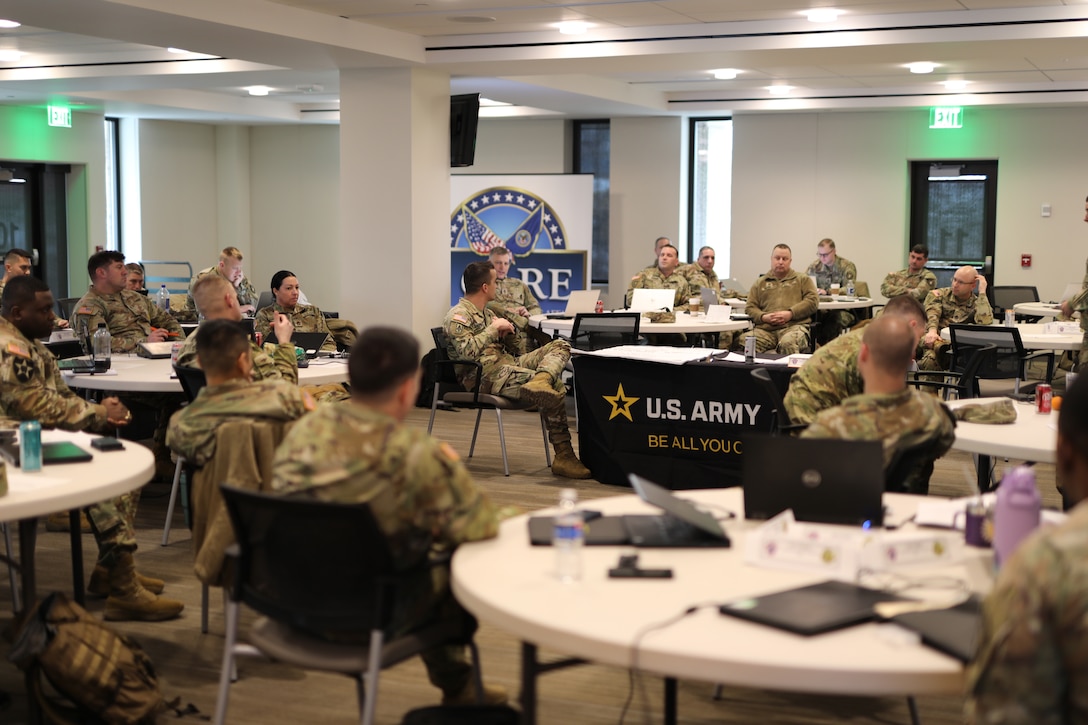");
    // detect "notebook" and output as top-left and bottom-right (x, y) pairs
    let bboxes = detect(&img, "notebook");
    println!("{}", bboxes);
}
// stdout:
(719, 580), (907, 636)
(742, 436), (886, 526)
(544, 289), (600, 319)
(629, 288), (676, 313)
(136, 341), (174, 359)
(890, 598), (982, 663)
(271, 331), (330, 357)
(0, 441), (94, 467)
